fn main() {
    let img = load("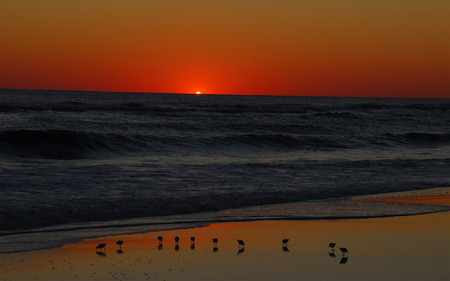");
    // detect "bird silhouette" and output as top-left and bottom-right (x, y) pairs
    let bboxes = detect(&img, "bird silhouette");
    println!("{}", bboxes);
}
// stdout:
(116, 240), (123, 249)
(237, 239), (245, 249)
(174, 236), (180, 245)
(282, 239), (289, 247)
(329, 243), (336, 251)
(157, 236), (163, 245)
(340, 247), (348, 256)
(190, 236), (196, 249)
(96, 243), (107, 254)
(340, 257), (348, 264)
(212, 238), (218, 246)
